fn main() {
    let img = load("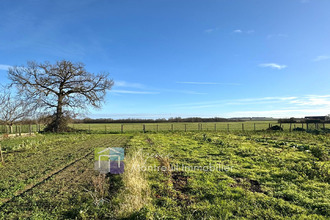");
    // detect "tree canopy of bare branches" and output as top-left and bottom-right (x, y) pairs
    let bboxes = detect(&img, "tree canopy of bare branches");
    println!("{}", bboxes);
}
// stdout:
(8, 60), (114, 132)
(0, 86), (36, 132)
